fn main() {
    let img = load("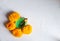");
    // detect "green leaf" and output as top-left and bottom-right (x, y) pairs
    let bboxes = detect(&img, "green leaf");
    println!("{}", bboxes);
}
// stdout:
(15, 17), (25, 28)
